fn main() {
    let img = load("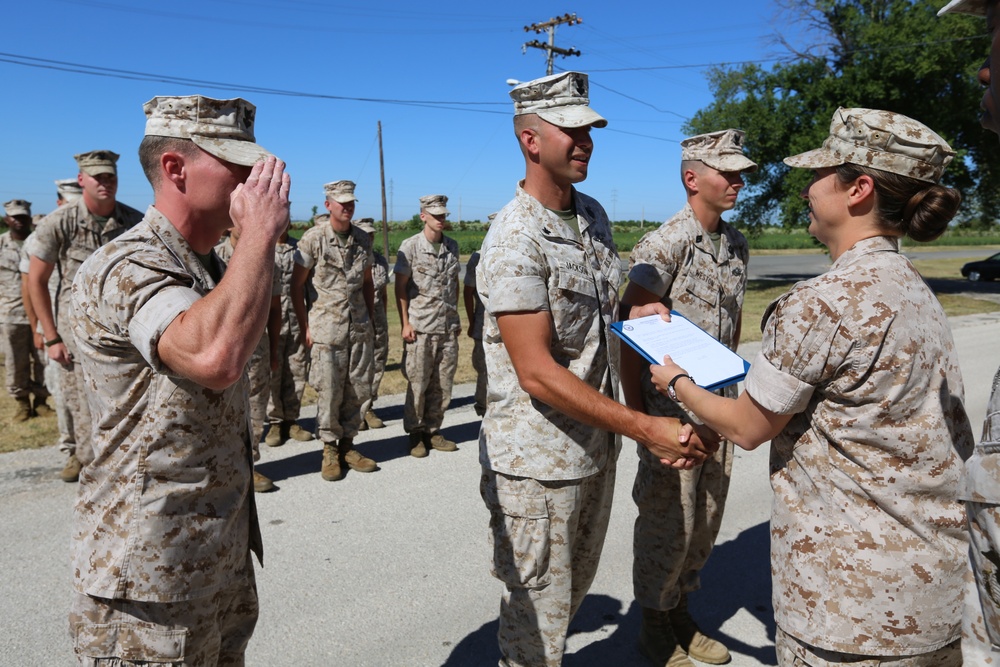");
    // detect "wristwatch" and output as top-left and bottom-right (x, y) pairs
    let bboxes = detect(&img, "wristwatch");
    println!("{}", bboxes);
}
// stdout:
(667, 373), (694, 401)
